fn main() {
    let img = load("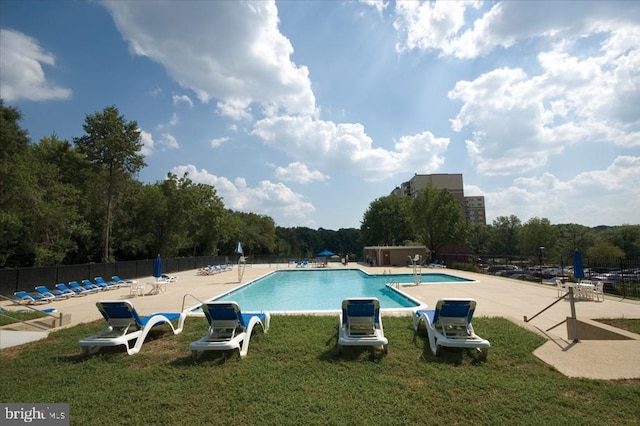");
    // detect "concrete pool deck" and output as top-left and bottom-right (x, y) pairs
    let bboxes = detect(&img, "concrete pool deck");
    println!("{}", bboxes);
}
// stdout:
(2, 262), (639, 380)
